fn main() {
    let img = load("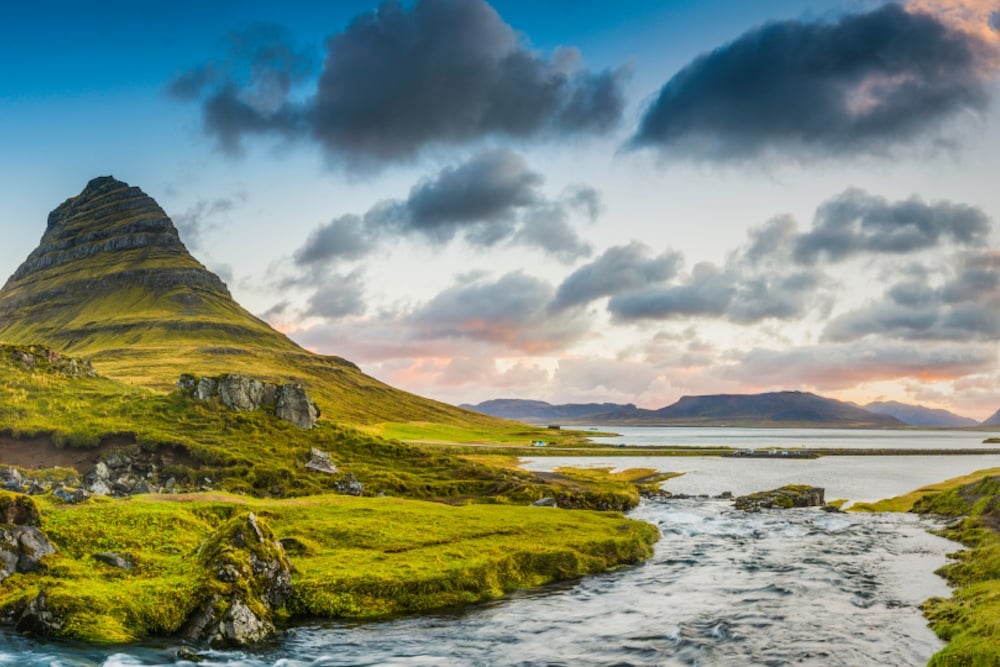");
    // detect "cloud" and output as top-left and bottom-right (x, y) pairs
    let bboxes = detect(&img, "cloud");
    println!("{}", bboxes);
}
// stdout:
(304, 270), (367, 318)
(172, 0), (627, 165)
(552, 357), (660, 397)
(167, 24), (316, 155)
(293, 214), (376, 266)
(607, 217), (828, 324)
(291, 149), (595, 272)
(551, 241), (682, 311)
(173, 196), (242, 251)
(629, 3), (990, 161)
(409, 271), (590, 352)
(726, 340), (997, 390)
(824, 249), (1000, 342)
(396, 148), (542, 241)
(793, 188), (991, 262)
